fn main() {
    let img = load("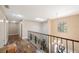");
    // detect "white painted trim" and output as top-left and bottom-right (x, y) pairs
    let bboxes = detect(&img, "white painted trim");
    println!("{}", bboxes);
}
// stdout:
(8, 33), (19, 35)
(22, 37), (28, 40)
